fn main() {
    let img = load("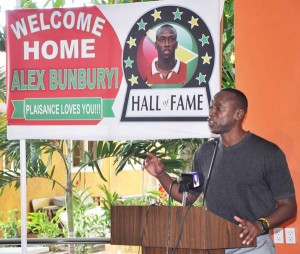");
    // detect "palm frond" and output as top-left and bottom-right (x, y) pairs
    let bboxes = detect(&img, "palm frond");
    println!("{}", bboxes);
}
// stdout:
(0, 67), (6, 101)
